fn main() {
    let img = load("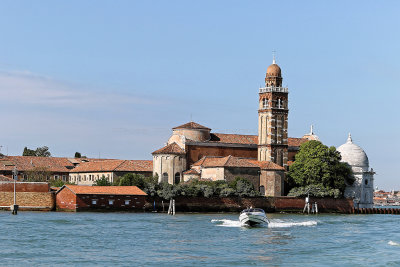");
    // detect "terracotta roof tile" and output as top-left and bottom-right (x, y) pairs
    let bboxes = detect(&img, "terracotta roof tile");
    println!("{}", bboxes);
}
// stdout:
(209, 133), (257, 145)
(247, 160), (285, 171)
(70, 160), (153, 173)
(193, 156), (260, 168)
(0, 156), (75, 173)
(152, 142), (185, 155)
(183, 169), (200, 175)
(207, 133), (308, 147)
(61, 185), (147, 195)
(288, 138), (309, 147)
(114, 160), (153, 172)
(173, 122), (211, 130)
